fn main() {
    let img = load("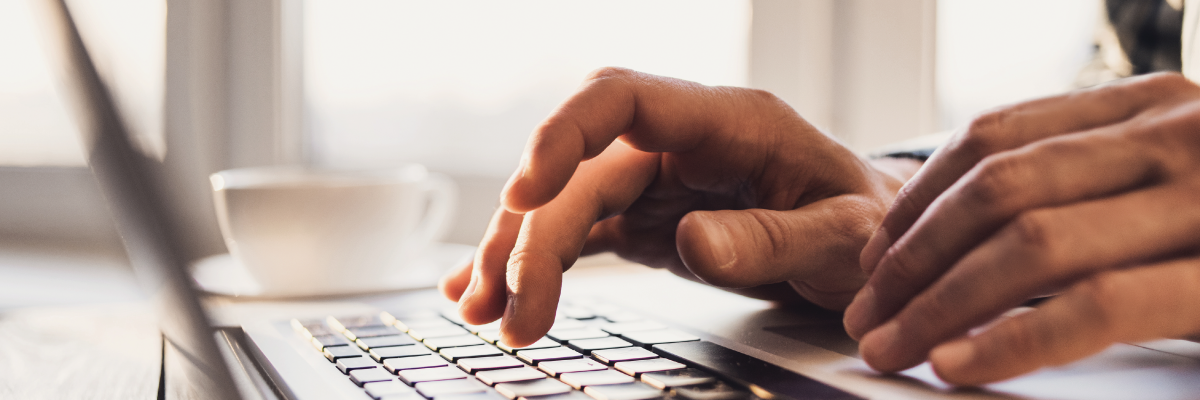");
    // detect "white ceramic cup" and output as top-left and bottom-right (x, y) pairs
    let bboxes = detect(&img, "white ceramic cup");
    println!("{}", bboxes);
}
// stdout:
(210, 165), (456, 296)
